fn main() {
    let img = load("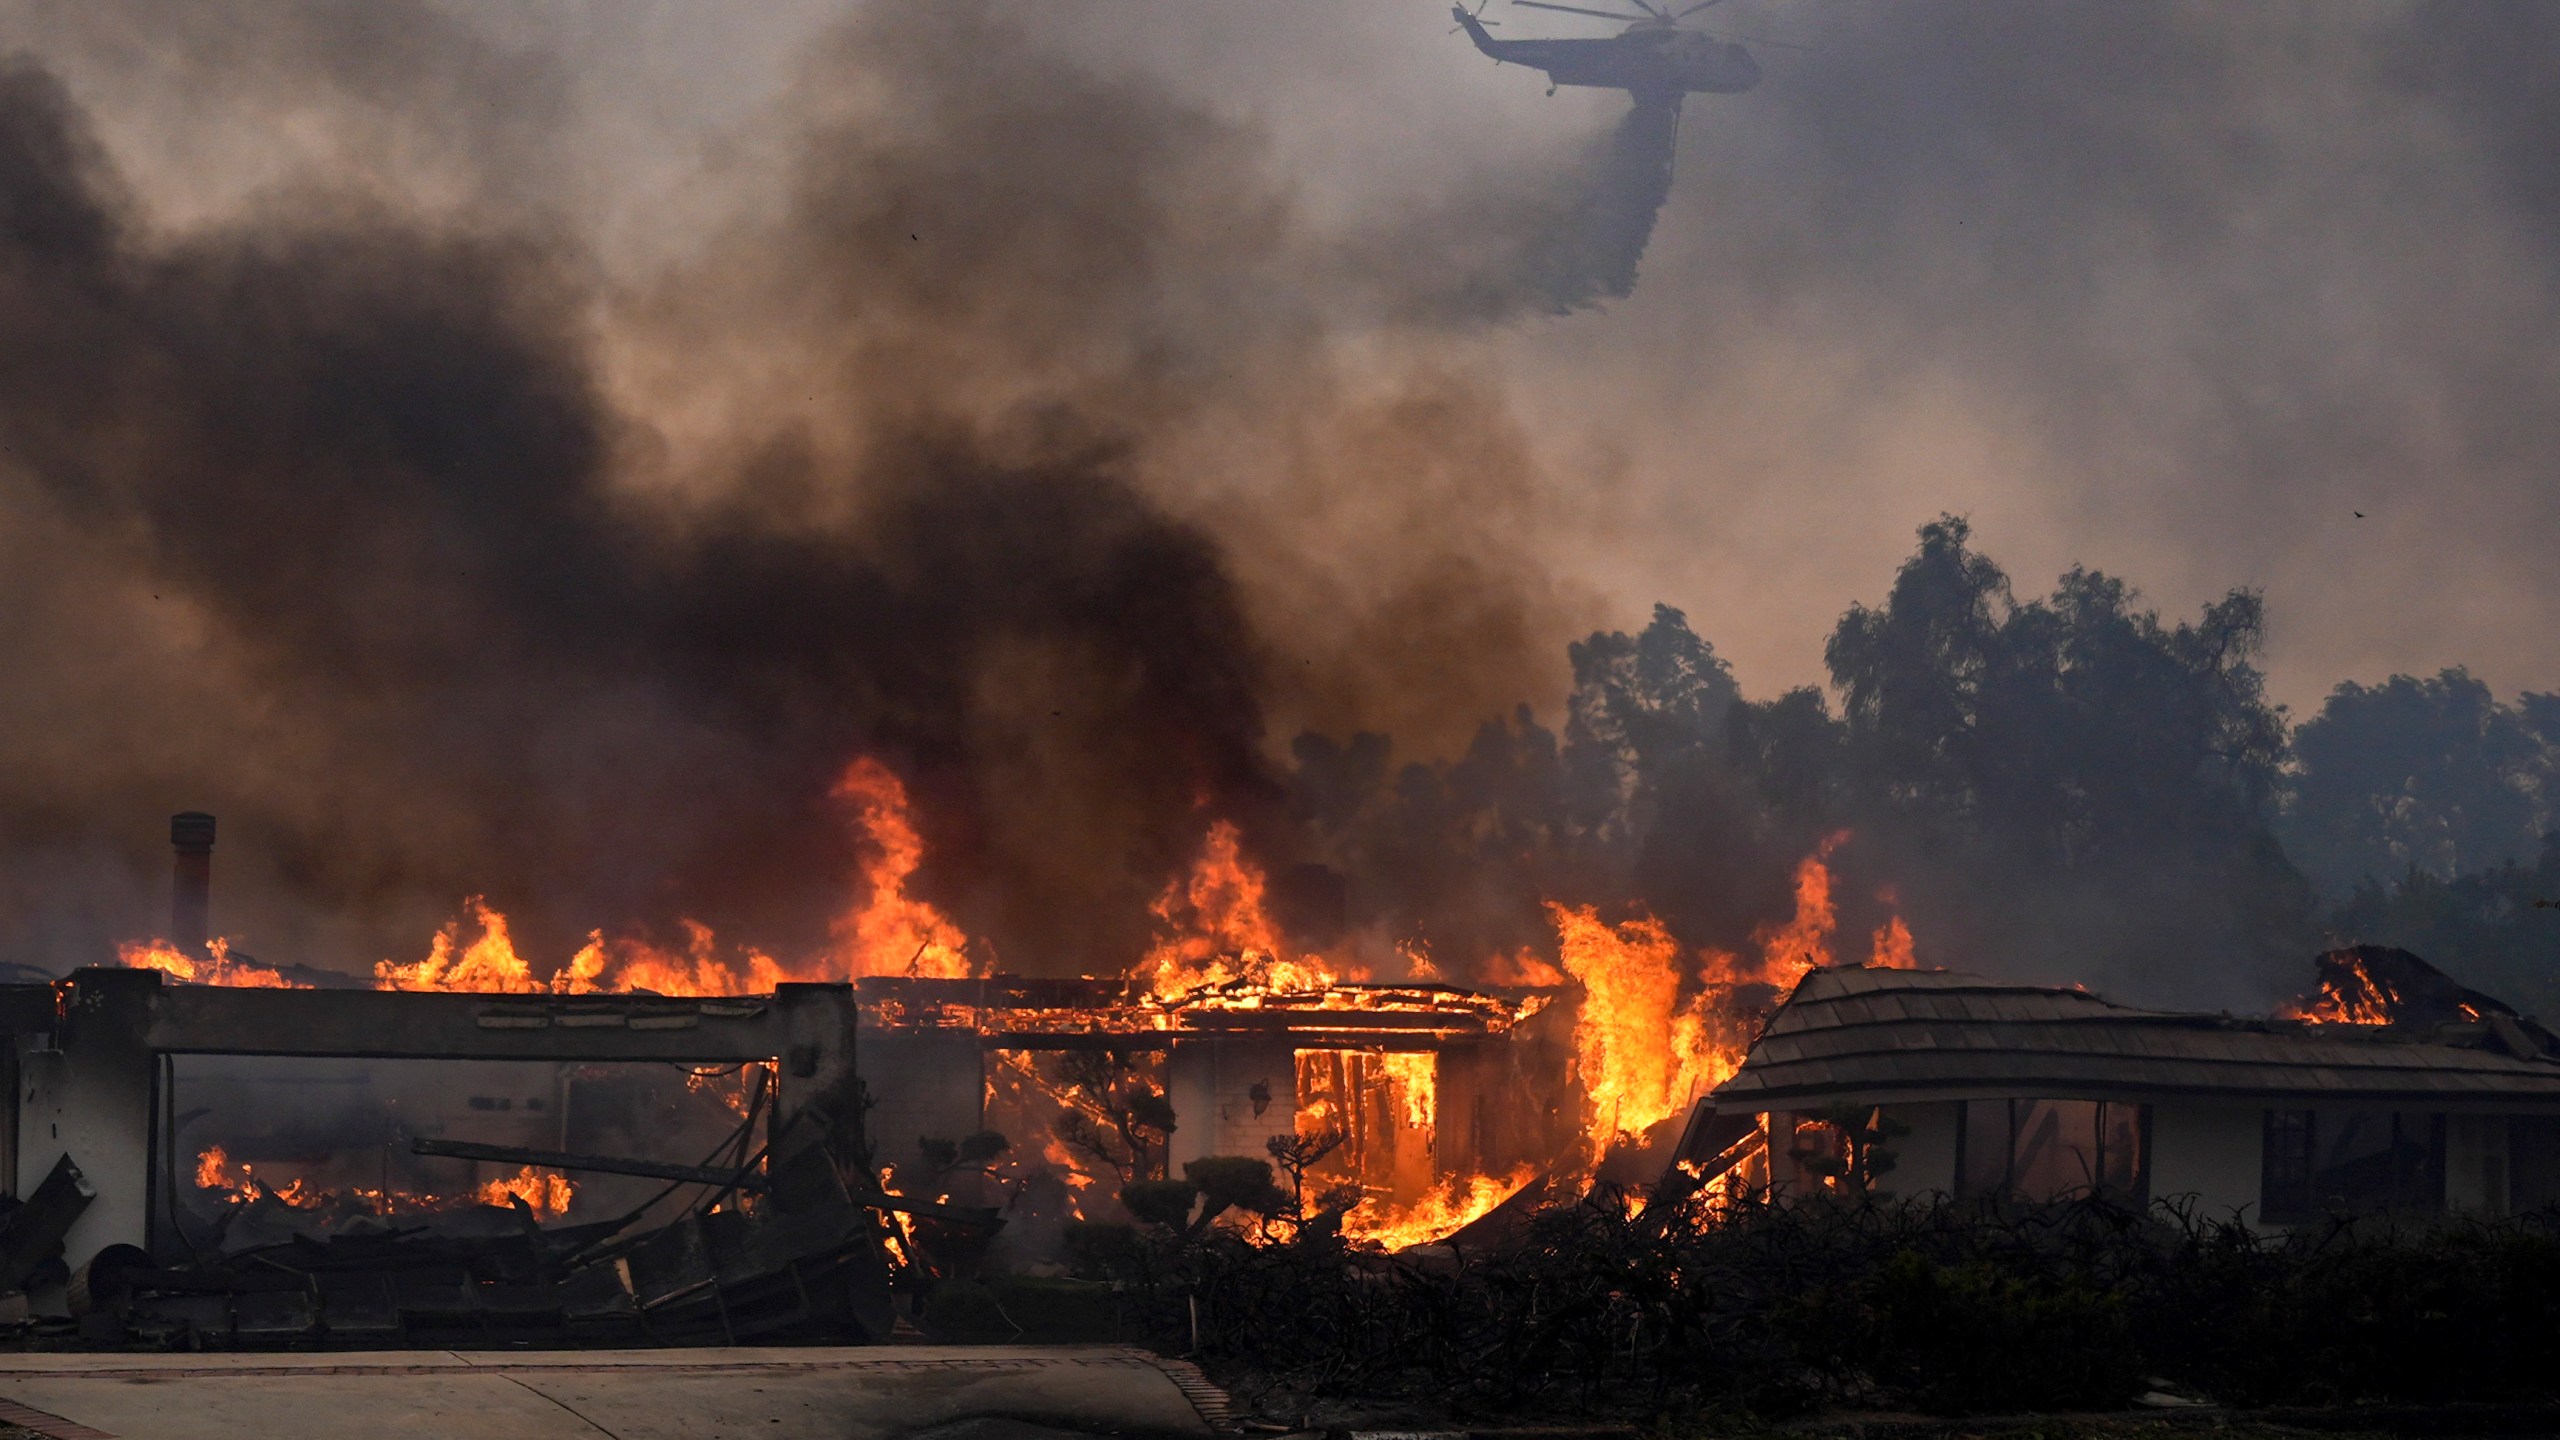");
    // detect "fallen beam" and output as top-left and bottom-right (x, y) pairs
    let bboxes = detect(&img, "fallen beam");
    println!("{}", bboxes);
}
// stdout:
(413, 1138), (773, 1193)
(0, 1154), (94, 1291)
(408, 1139), (999, 1226)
